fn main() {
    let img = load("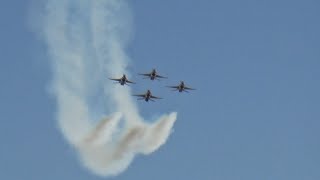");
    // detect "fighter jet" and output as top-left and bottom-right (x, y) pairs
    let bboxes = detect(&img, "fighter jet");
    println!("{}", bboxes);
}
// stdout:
(133, 90), (162, 102)
(139, 68), (168, 80)
(109, 74), (135, 85)
(167, 81), (196, 92)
